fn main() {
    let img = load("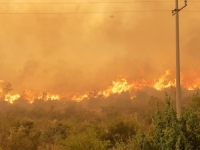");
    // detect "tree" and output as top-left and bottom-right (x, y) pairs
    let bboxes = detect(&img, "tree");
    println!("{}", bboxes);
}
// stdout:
(2, 82), (13, 100)
(151, 95), (200, 150)
(2, 82), (13, 95)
